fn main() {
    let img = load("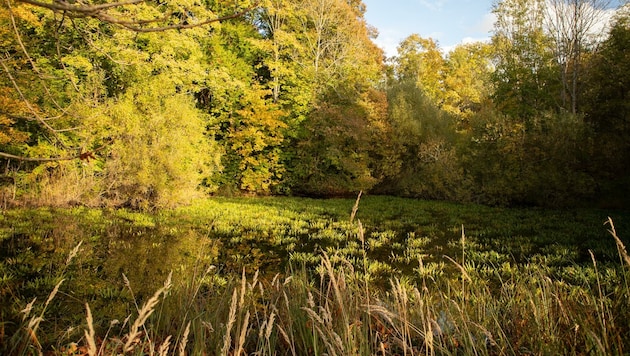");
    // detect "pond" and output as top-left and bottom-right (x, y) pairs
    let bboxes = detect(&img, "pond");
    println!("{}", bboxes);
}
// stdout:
(1, 196), (628, 349)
